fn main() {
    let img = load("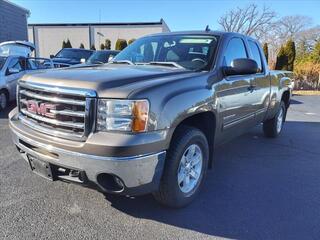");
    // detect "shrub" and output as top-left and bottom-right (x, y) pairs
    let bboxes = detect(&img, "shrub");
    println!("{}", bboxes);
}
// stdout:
(79, 43), (85, 49)
(90, 44), (96, 50)
(115, 39), (127, 50)
(104, 39), (111, 50)
(100, 43), (105, 50)
(128, 38), (136, 45)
